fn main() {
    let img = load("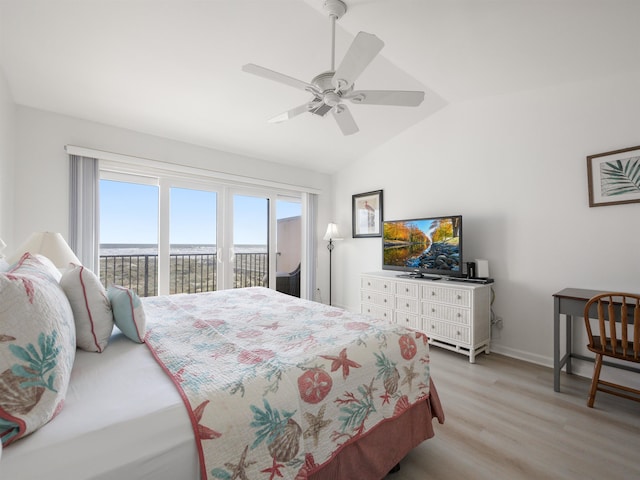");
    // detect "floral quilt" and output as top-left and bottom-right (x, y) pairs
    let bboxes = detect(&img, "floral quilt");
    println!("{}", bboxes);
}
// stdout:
(143, 287), (431, 480)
